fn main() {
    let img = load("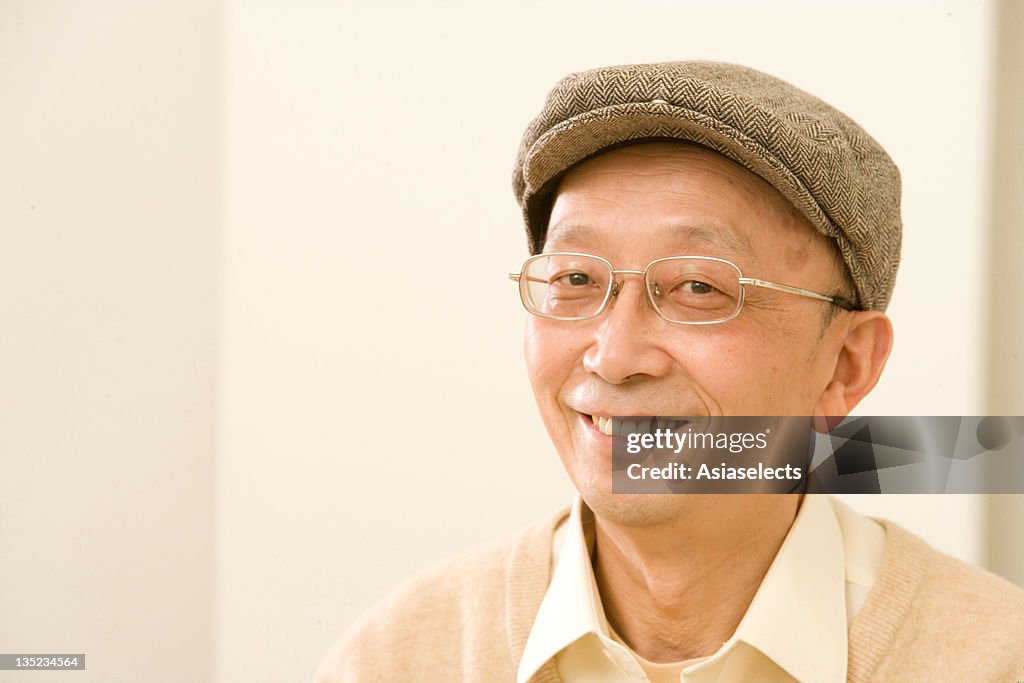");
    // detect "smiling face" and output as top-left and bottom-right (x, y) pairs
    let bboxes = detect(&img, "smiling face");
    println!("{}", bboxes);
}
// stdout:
(525, 142), (856, 525)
